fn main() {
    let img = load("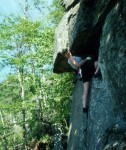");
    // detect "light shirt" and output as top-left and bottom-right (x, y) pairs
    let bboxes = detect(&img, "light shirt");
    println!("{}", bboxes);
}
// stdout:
(68, 56), (82, 70)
